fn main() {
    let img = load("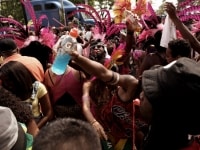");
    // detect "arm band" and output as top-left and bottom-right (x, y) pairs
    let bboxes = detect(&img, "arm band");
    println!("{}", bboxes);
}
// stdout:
(109, 72), (120, 85)
(105, 71), (115, 83)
